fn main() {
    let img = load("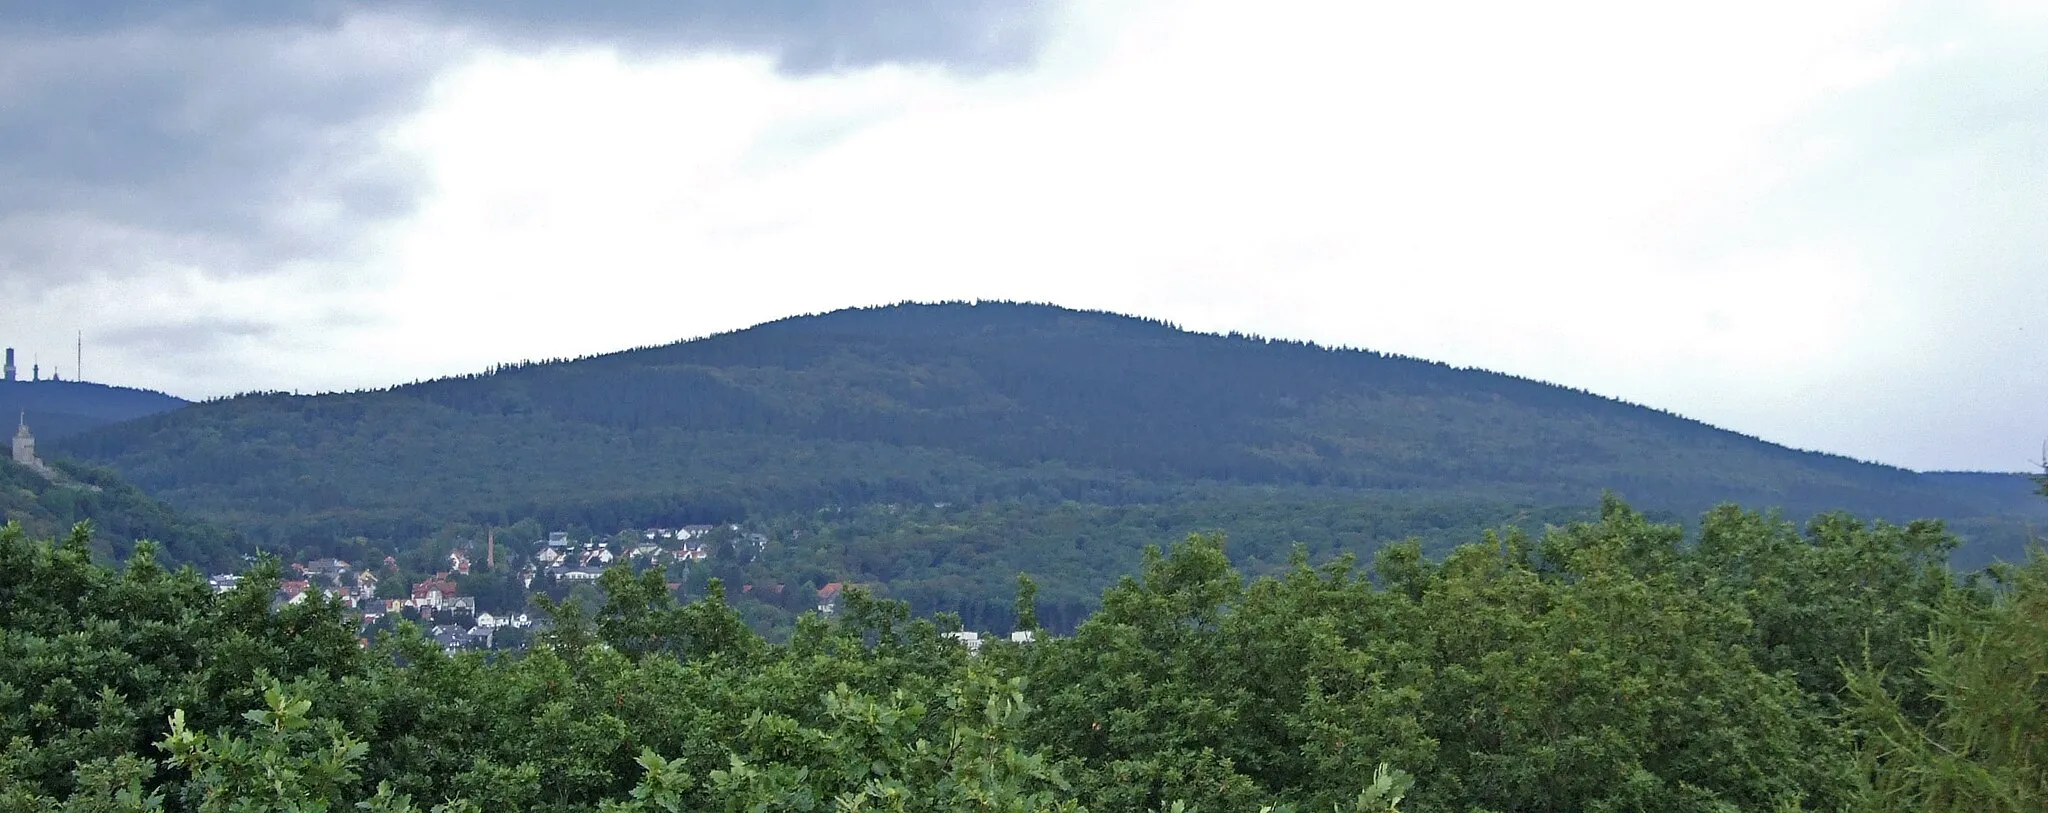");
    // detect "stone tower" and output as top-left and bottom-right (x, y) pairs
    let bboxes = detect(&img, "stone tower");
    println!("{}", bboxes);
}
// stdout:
(3, 348), (14, 381)
(12, 413), (37, 468)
